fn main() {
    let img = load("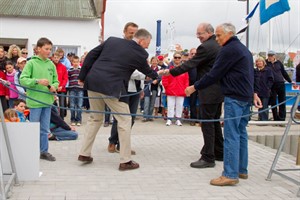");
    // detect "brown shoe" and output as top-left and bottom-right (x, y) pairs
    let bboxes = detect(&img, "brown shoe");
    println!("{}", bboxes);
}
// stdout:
(210, 176), (239, 186)
(119, 160), (139, 171)
(78, 155), (93, 163)
(190, 122), (196, 126)
(108, 143), (116, 153)
(239, 174), (248, 179)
